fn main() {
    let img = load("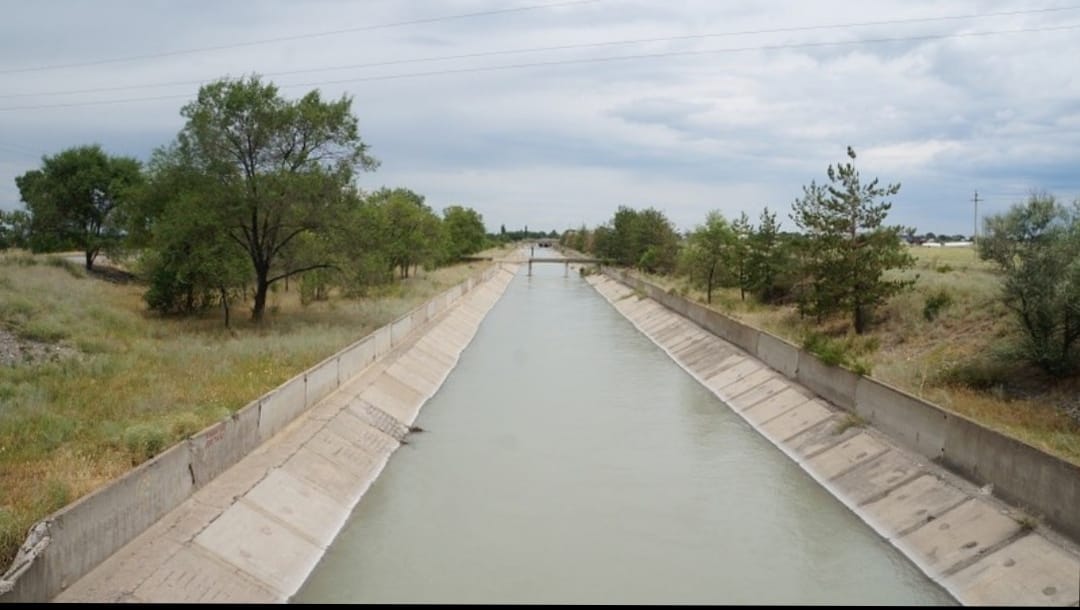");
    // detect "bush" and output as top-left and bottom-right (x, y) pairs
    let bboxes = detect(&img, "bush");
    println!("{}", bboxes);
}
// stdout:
(923, 288), (954, 321)
(935, 357), (1014, 389)
(123, 423), (167, 463)
(803, 331), (875, 375)
(980, 194), (1080, 376)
